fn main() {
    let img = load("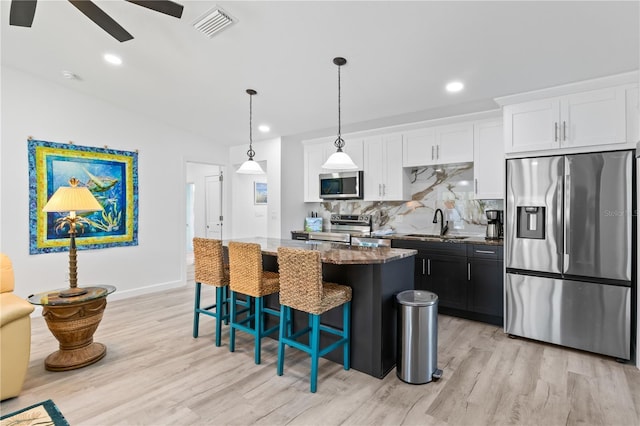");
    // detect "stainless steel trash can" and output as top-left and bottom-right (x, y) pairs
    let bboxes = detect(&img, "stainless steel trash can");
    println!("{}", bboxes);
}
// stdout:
(396, 290), (443, 384)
